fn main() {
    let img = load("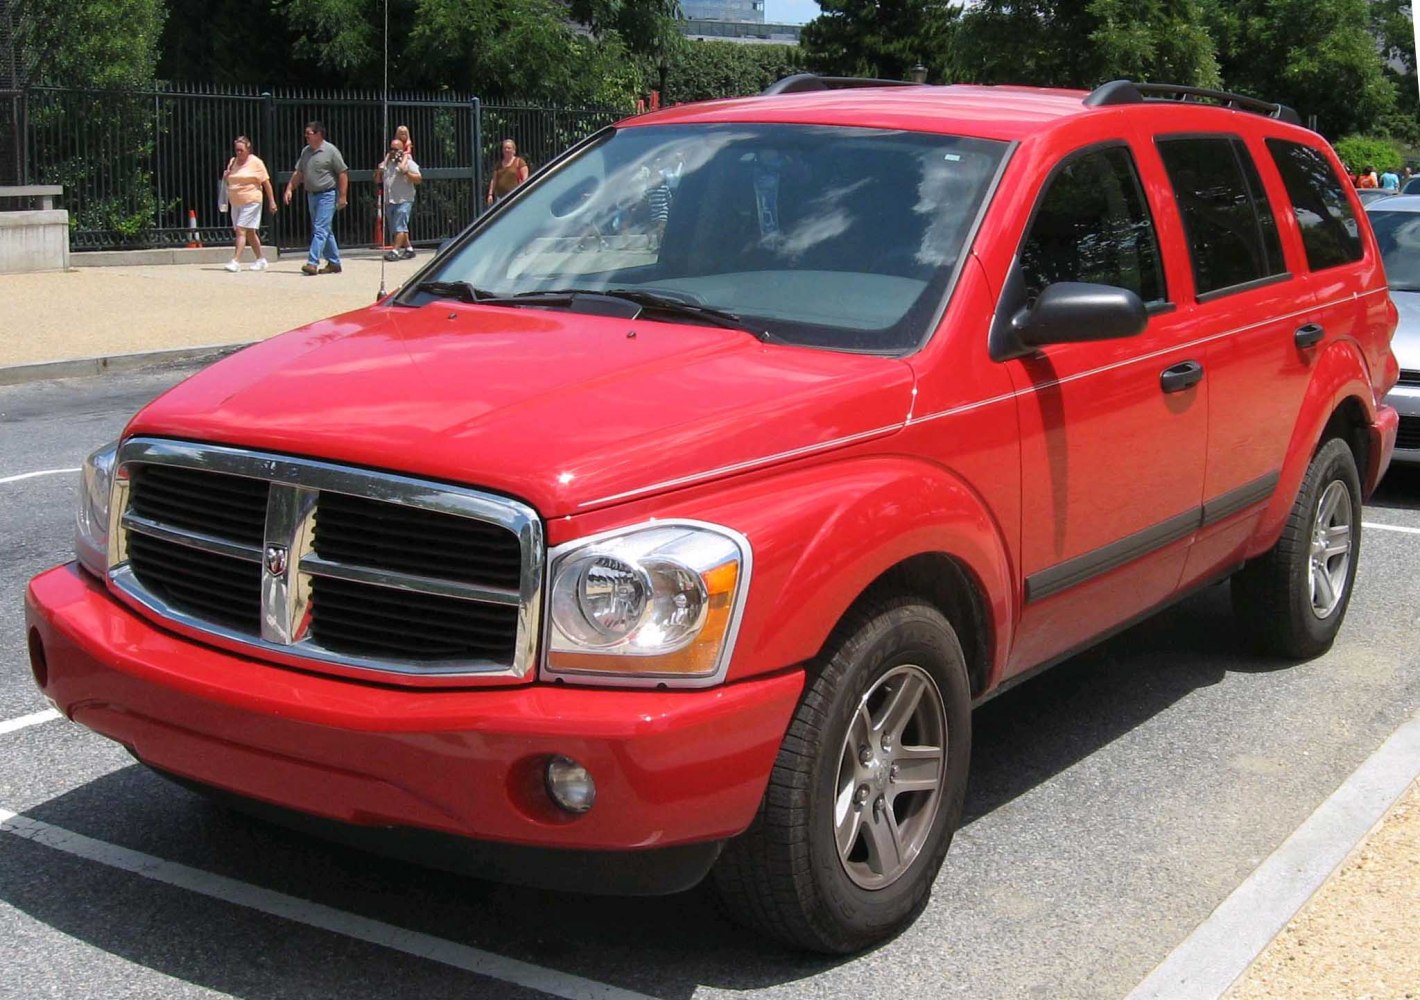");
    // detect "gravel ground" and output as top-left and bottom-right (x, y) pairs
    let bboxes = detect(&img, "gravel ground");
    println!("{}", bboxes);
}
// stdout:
(1225, 778), (1420, 999)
